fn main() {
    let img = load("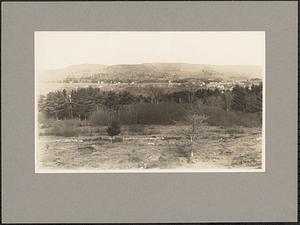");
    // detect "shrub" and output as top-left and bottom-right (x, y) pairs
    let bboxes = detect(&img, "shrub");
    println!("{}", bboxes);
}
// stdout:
(192, 104), (261, 127)
(225, 127), (245, 135)
(90, 103), (187, 126)
(47, 119), (81, 137)
(128, 124), (145, 134)
(133, 103), (186, 125)
(89, 102), (261, 128)
(106, 121), (121, 143)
